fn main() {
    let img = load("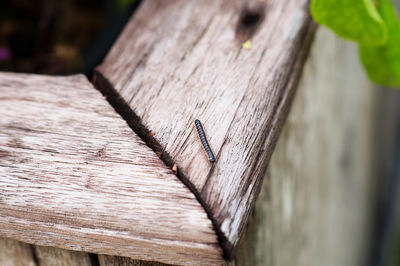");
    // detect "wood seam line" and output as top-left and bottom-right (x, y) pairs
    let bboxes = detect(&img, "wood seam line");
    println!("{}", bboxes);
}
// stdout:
(92, 71), (231, 259)
(29, 245), (40, 266)
(205, 18), (317, 258)
(91, 14), (317, 261)
(0, 73), (223, 265)
(89, 253), (100, 266)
